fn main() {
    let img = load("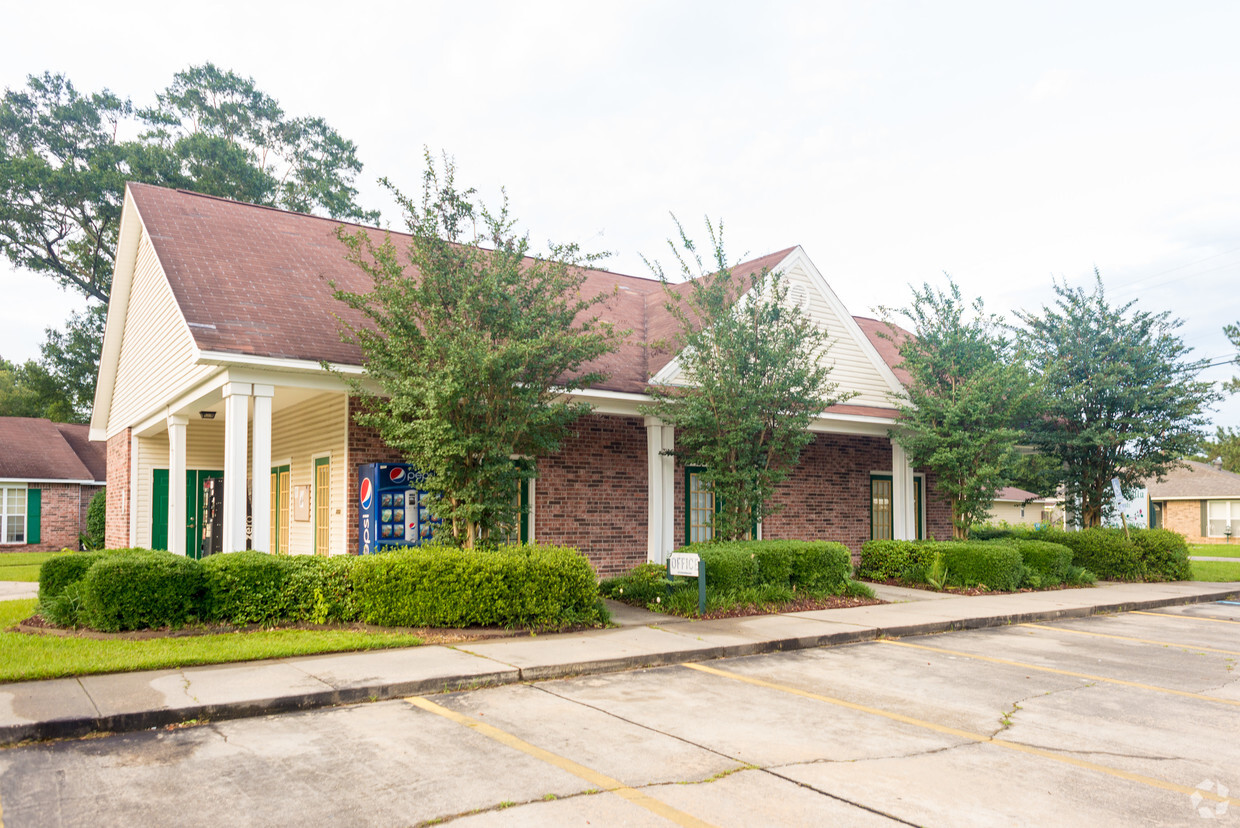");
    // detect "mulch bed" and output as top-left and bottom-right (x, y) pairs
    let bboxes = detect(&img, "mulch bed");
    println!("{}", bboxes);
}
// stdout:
(12, 614), (525, 646)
